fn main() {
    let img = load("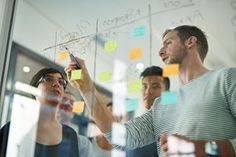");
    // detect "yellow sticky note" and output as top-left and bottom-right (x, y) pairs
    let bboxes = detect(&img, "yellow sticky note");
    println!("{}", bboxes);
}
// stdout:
(72, 101), (84, 113)
(104, 39), (117, 52)
(58, 50), (69, 61)
(127, 79), (142, 93)
(98, 71), (112, 82)
(163, 64), (179, 77)
(128, 48), (143, 60)
(71, 69), (82, 80)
